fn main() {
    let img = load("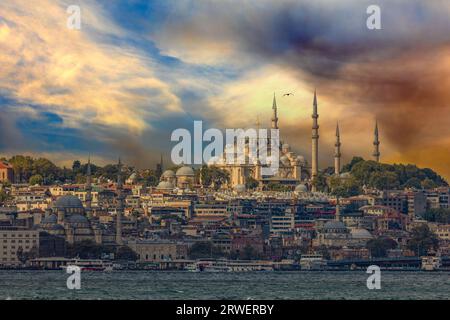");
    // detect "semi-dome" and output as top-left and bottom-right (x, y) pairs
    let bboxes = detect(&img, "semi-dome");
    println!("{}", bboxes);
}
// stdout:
(68, 214), (89, 224)
(294, 184), (308, 193)
(350, 228), (373, 239)
(324, 220), (347, 230)
(162, 170), (175, 178)
(53, 195), (83, 209)
(41, 214), (57, 224)
(234, 184), (246, 193)
(176, 166), (195, 176)
(280, 155), (290, 166)
(156, 181), (174, 190)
